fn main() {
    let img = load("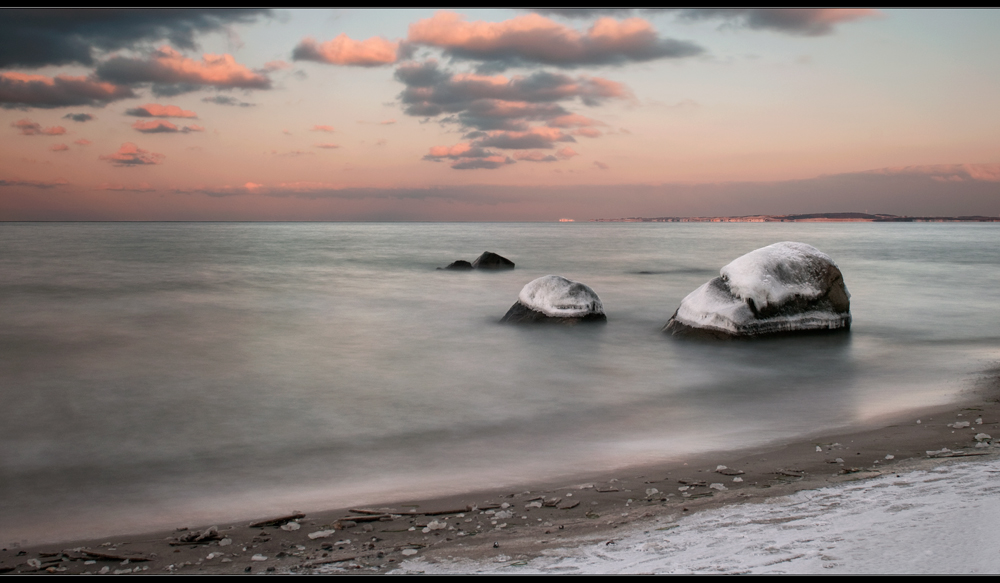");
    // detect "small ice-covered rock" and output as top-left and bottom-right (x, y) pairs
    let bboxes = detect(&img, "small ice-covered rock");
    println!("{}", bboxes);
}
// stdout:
(709, 483), (728, 491)
(251, 554), (267, 561)
(280, 521), (301, 531)
(500, 275), (606, 324)
(663, 242), (851, 338)
(975, 433), (991, 442)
